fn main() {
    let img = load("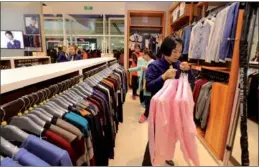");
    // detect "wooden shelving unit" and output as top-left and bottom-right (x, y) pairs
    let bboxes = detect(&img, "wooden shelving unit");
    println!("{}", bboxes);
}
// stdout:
(191, 64), (230, 74)
(130, 24), (163, 29)
(126, 10), (166, 85)
(168, 2), (200, 34)
(168, 2), (245, 162)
